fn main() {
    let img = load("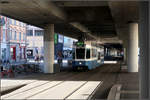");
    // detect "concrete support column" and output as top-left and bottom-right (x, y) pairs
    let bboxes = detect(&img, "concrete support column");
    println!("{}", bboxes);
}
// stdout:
(123, 48), (127, 64)
(128, 22), (138, 72)
(123, 40), (128, 65)
(139, 2), (150, 99)
(44, 24), (54, 73)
